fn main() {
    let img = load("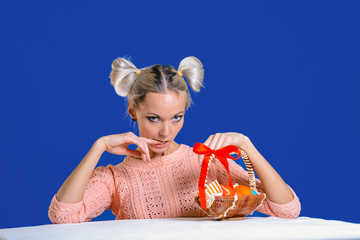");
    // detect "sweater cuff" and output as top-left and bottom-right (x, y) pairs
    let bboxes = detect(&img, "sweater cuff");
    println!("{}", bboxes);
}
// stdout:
(48, 195), (84, 224)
